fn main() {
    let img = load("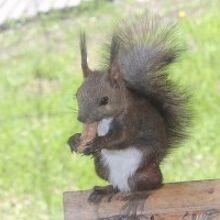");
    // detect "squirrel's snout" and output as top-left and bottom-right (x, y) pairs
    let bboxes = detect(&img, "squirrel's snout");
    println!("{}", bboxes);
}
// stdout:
(77, 115), (84, 123)
(77, 113), (87, 123)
